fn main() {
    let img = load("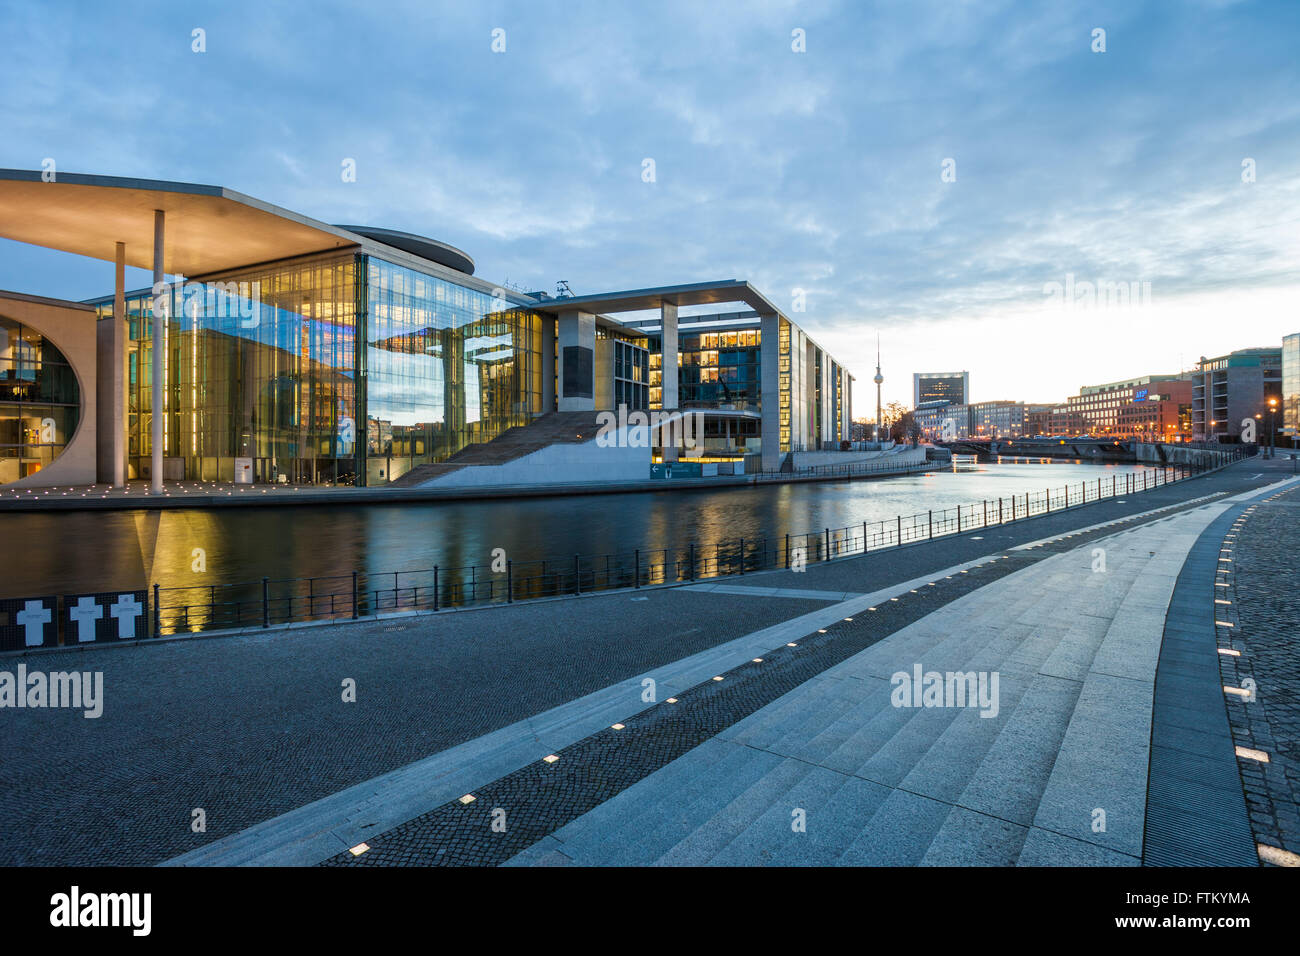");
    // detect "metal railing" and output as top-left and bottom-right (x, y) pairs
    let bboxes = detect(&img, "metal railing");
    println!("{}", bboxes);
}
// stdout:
(144, 448), (1247, 637)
